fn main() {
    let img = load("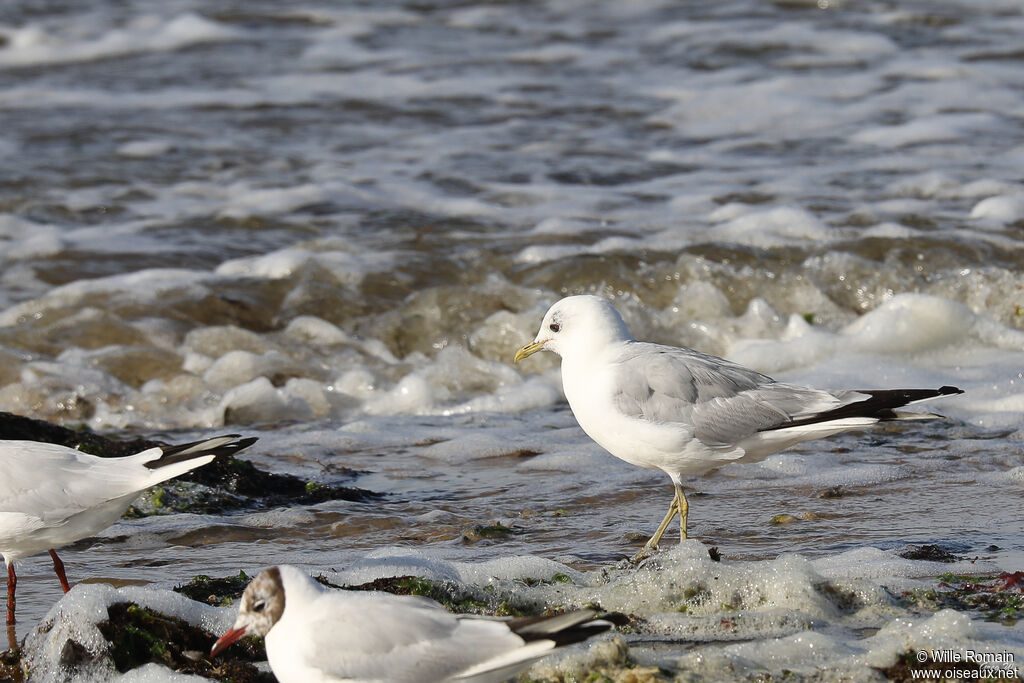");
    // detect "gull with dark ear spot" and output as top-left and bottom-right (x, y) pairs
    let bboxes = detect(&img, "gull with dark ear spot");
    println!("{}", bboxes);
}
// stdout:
(212, 565), (613, 683)
(515, 295), (963, 561)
